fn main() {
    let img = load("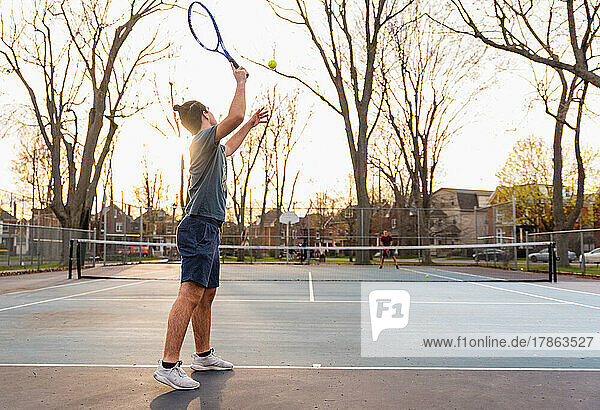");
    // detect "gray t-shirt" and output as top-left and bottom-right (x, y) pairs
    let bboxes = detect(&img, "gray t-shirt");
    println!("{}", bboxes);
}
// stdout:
(185, 125), (227, 221)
